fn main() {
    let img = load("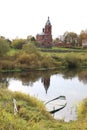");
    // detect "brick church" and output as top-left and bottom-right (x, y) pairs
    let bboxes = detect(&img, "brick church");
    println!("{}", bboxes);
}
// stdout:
(36, 17), (52, 47)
